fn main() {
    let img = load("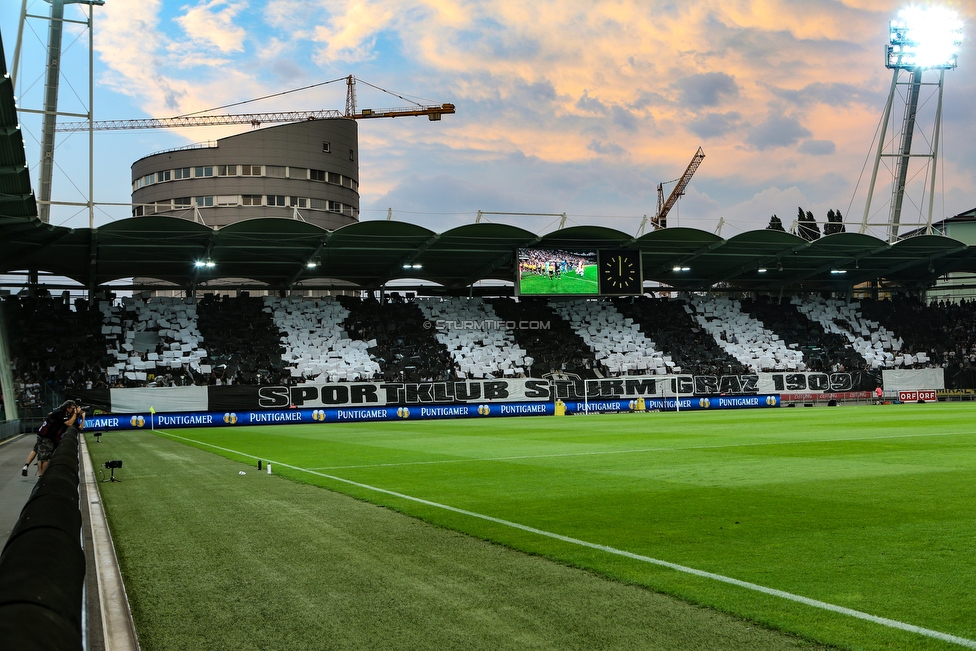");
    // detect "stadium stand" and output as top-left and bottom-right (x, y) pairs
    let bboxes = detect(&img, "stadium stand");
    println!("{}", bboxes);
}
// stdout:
(739, 296), (868, 373)
(9, 292), (976, 392)
(99, 296), (208, 386)
(415, 297), (528, 379)
(3, 292), (109, 415)
(267, 296), (380, 382)
(488, 297), (604, 378)
(337, 295), (456, 382)
(613, 297), (750, 377)
(686, 296), (805, 372)
(548, 299), (674, 375)
(793, 297), (908, 370)
(196, 294), (290, 385)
